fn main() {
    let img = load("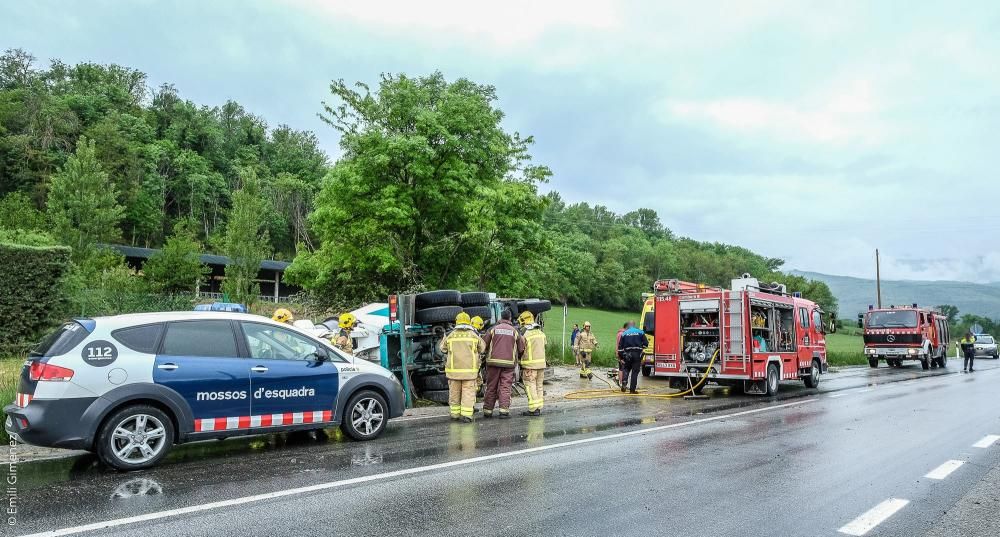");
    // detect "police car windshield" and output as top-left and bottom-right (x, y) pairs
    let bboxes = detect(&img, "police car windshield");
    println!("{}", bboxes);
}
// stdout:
(866, 310), (918, 328)
(976, 335), (994, 344)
